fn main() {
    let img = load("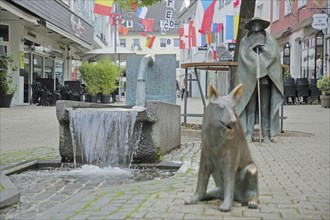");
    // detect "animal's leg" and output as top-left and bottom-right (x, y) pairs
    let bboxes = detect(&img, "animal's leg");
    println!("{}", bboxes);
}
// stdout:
(219, 160), (237, 212)
(203, 187), (223, 201)
(186, 150), (210, 204)
(241, 164), (259, 209)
